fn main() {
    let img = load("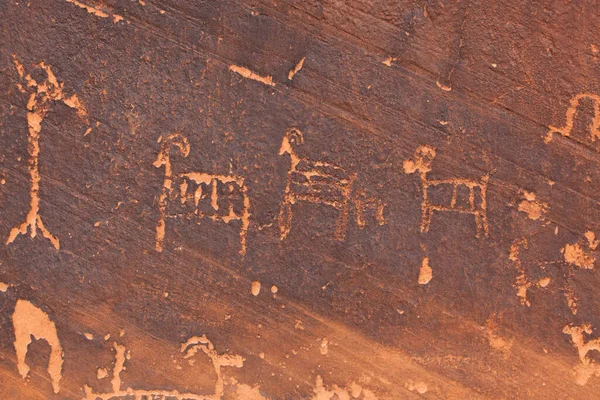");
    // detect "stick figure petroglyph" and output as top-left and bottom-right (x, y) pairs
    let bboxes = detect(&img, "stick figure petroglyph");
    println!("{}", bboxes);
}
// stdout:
(404, 145), (489, 238)
(82, 335), (245, 400)
(8, 56), (89, 250)
(154, 133), (251, 255)
(546, 93), (600, 143)
(278, 128), (385, 241)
